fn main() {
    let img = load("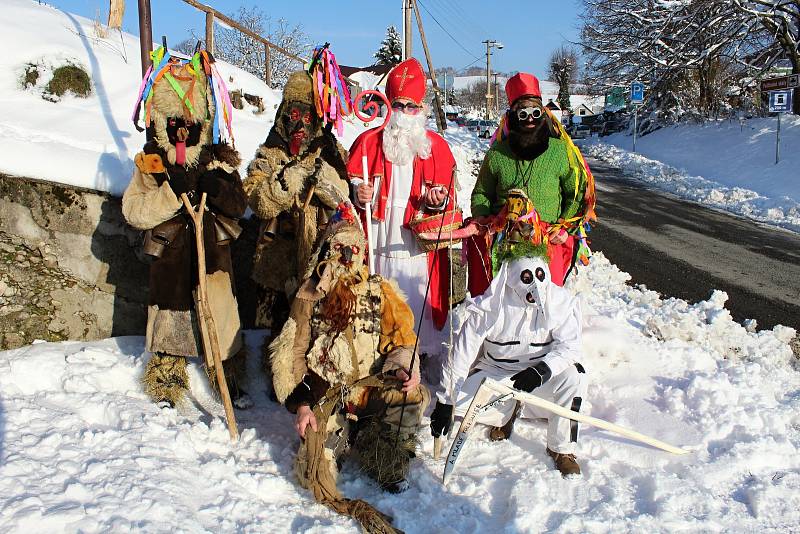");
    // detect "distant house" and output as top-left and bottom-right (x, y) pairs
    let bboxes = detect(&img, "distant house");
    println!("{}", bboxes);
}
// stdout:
(574, 103), (595, 117)
(339, 63), (393, 94)
(339, 64), (394, 116)
(545, 99), (561, 111)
